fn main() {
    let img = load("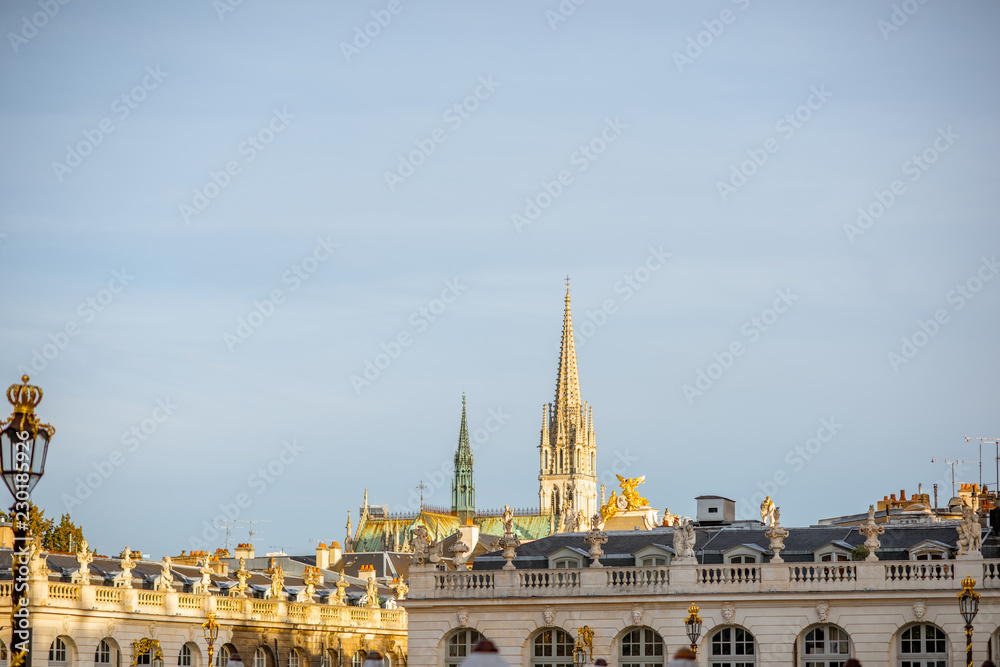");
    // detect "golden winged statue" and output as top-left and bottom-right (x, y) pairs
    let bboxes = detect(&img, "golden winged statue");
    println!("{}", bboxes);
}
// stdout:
(616, 474), (649, 510)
